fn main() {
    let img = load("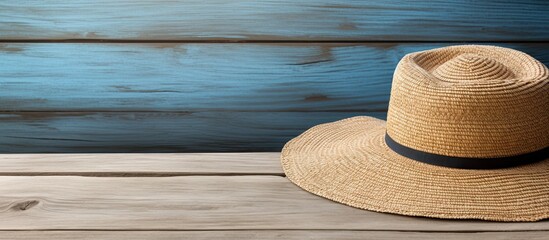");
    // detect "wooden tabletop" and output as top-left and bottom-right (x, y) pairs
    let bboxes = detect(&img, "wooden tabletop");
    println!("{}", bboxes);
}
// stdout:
(0, 153), (547, 239)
